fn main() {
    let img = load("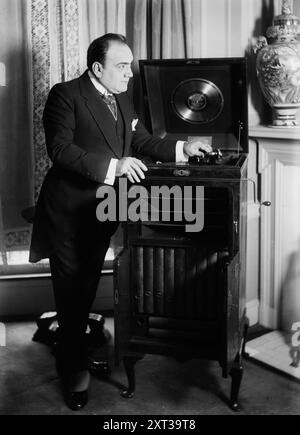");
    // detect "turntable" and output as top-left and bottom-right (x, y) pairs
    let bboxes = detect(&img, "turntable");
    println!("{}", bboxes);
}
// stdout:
(189, 148), (223, 165)
(114, 58), (249, 411)
(139, 57), (248, 156)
